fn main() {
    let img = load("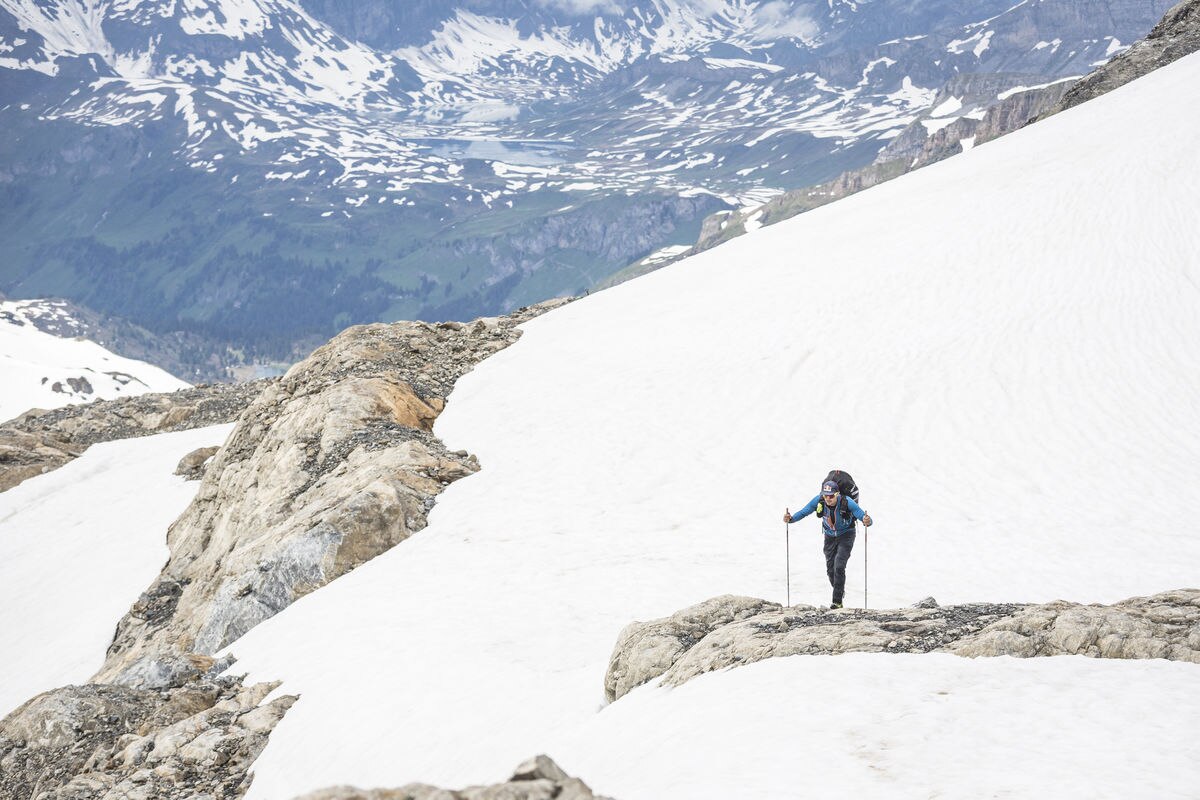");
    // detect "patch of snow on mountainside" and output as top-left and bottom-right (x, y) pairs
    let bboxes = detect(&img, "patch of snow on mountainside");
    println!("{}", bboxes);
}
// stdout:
(226, 52), (1200, 799)
(0, 300), (190, 422)
(0, 424), (235, 718)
